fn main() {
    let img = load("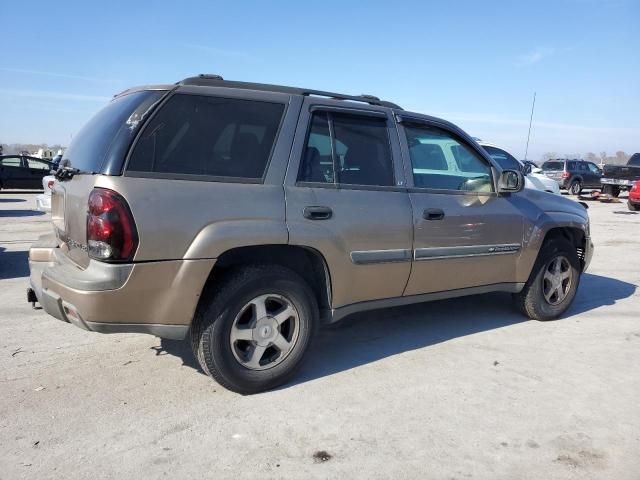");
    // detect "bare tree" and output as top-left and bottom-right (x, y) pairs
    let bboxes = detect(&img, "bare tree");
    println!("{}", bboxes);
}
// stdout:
(585, 152), (598, 163)
(542, 152), (558, 161)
